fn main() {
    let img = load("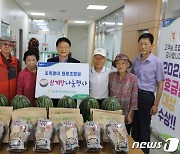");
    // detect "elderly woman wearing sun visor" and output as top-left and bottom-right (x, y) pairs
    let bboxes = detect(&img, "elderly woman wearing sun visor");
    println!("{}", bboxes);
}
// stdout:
(108, 53), (138, 134)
